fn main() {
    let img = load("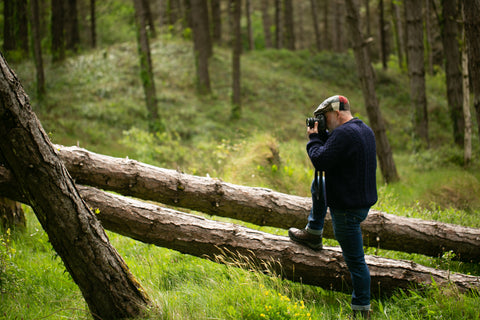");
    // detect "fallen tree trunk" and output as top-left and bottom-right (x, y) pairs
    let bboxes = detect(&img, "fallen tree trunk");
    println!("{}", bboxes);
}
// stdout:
(56, 145), (480, 262)
(1, 169), (478, 296)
